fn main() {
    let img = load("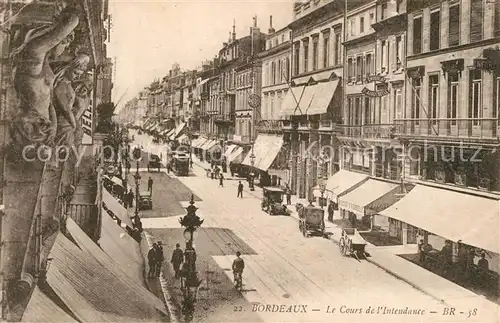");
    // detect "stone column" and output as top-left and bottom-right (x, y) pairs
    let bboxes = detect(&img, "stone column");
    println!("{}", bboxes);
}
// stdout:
(441, 1), (449, 49)
(422, 8), (430, 53)
(318, 33), (324, 70)
(299, 41), (305, 73)
(407, 13), (414, 55)
(308, 36), (314, 72)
